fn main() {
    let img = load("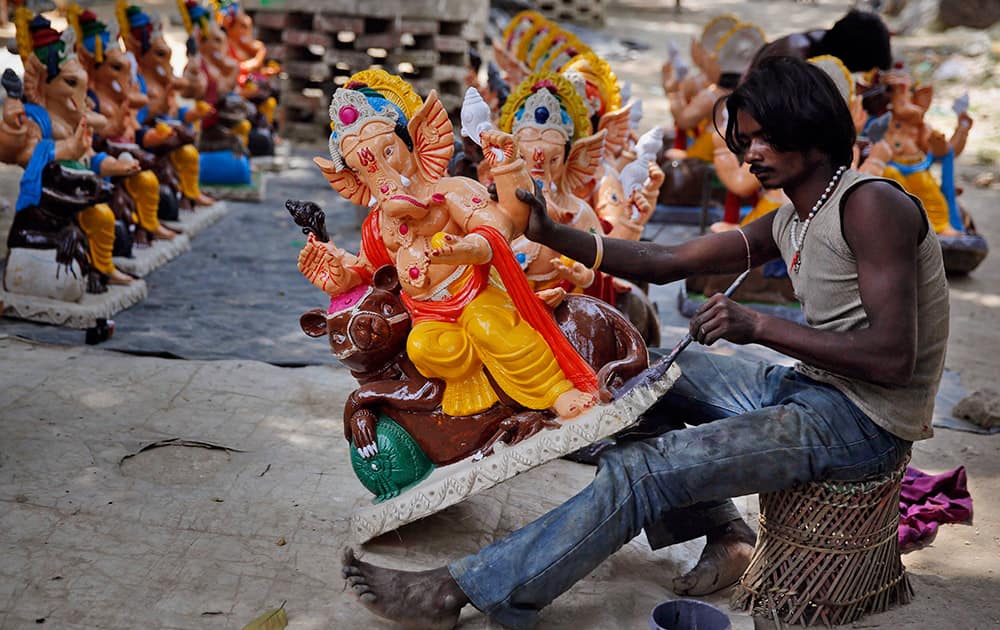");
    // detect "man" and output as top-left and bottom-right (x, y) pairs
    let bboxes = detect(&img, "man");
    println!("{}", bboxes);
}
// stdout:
(340, 56), (949, 630)
(751, 9), (892, 72)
